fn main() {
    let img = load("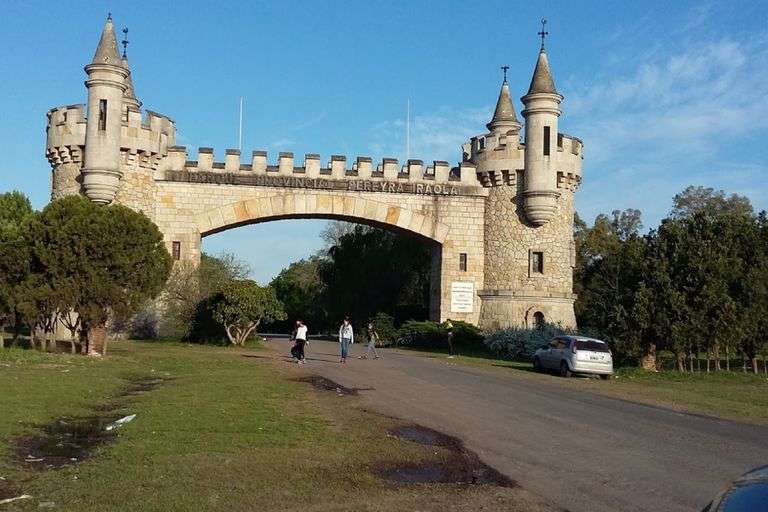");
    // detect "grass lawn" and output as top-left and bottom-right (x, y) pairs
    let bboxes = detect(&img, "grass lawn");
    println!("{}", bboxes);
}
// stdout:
(395, 345), (768, 425)
(0, 341), (550, 512)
